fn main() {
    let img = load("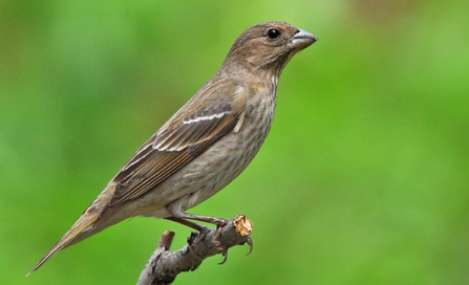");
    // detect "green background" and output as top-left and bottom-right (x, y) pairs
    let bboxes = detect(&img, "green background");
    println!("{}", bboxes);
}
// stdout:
(1, 0), (468, 284)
